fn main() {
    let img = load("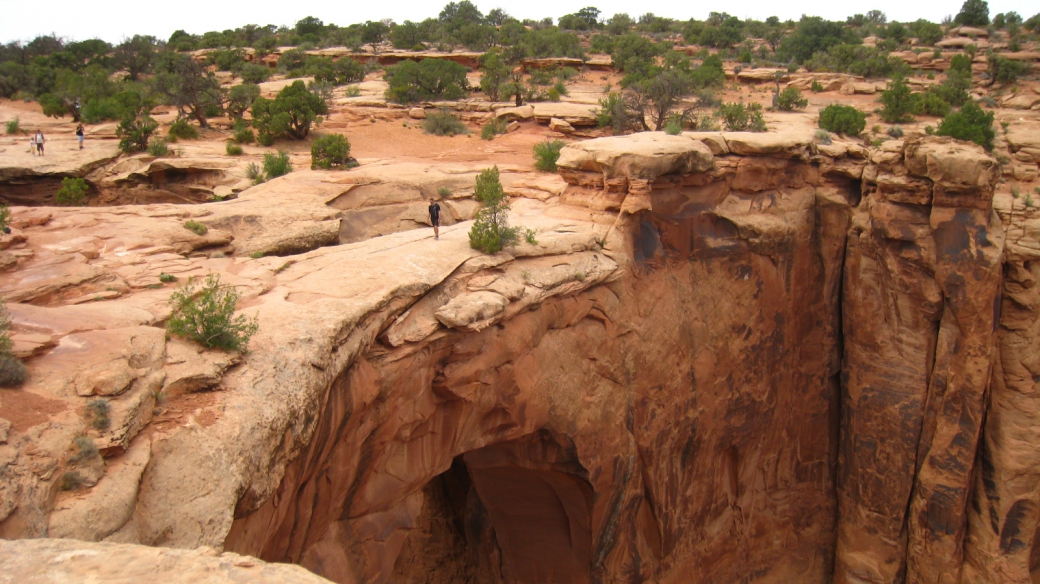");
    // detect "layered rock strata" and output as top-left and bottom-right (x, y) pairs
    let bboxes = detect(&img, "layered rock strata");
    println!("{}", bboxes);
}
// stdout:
(0, 132), (1037, 584)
